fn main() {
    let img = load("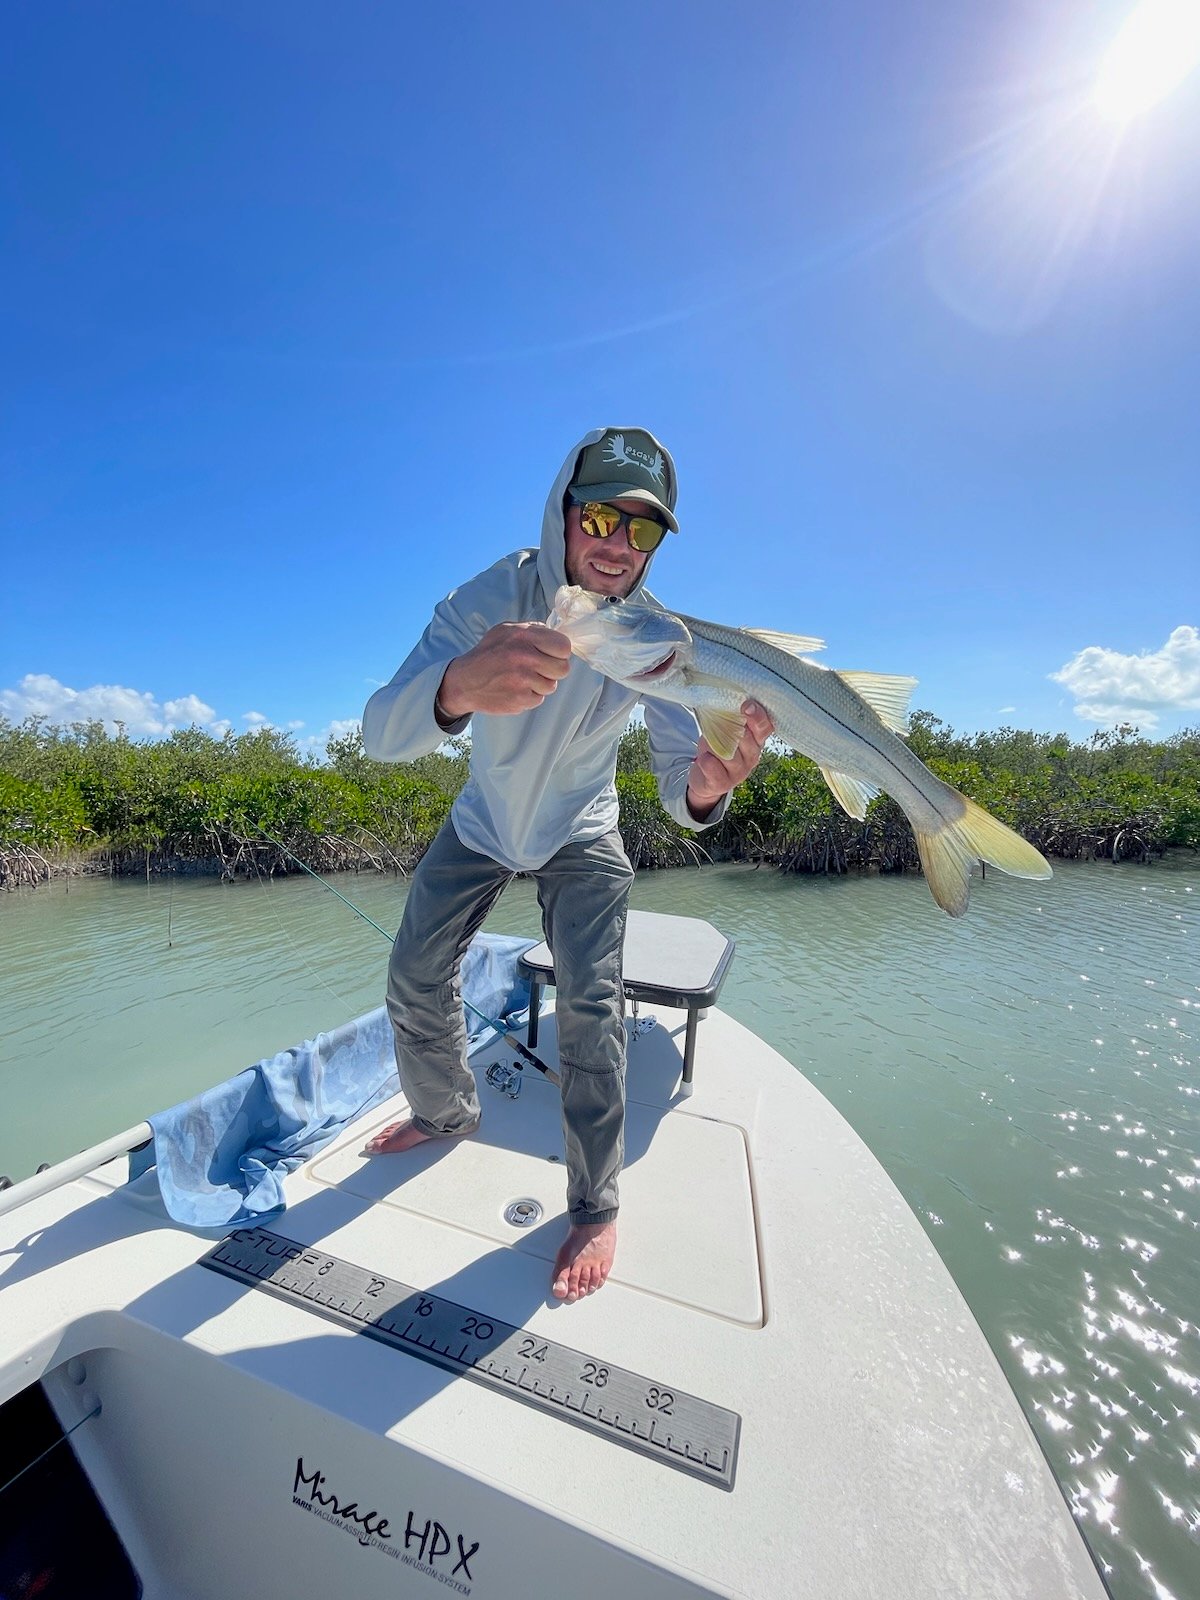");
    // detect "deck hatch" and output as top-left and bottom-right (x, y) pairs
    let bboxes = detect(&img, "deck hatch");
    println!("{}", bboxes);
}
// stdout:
(201, 1225), (740, 1491)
